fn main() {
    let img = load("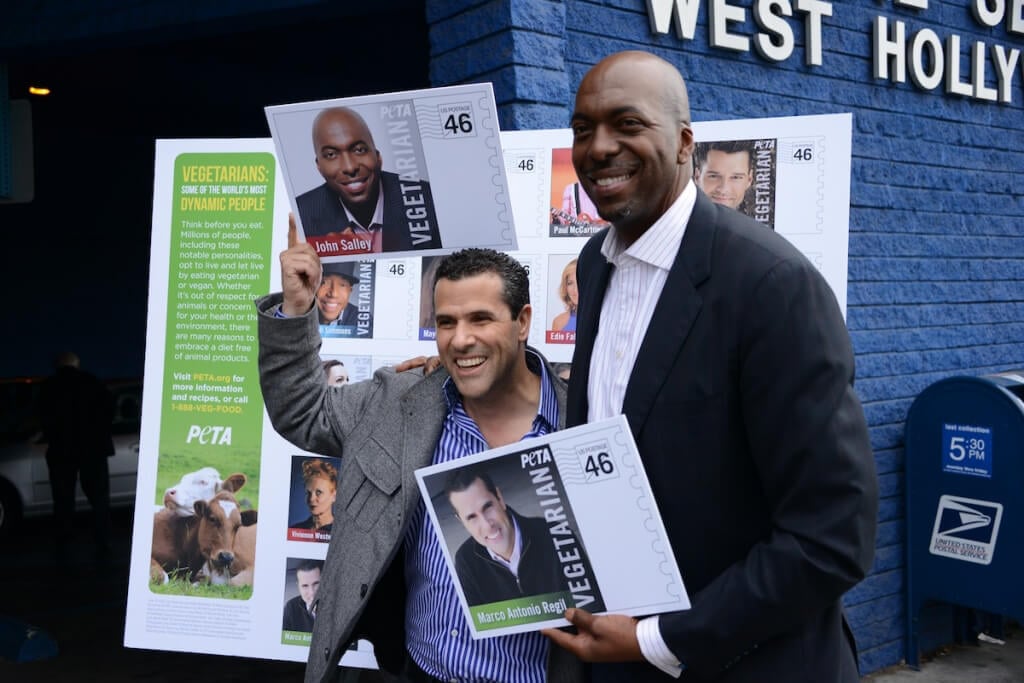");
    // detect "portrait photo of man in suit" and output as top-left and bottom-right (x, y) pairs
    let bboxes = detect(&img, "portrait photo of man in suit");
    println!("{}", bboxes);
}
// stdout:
(282, 559), (324, 634)
(543, 50), (879, 683)
(296, 106), (442, 255)
(692, 140), (754, 212)
(316, 262), (375, 328)
(315, 261), (375, 339)
(443, 468), (575, 608)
